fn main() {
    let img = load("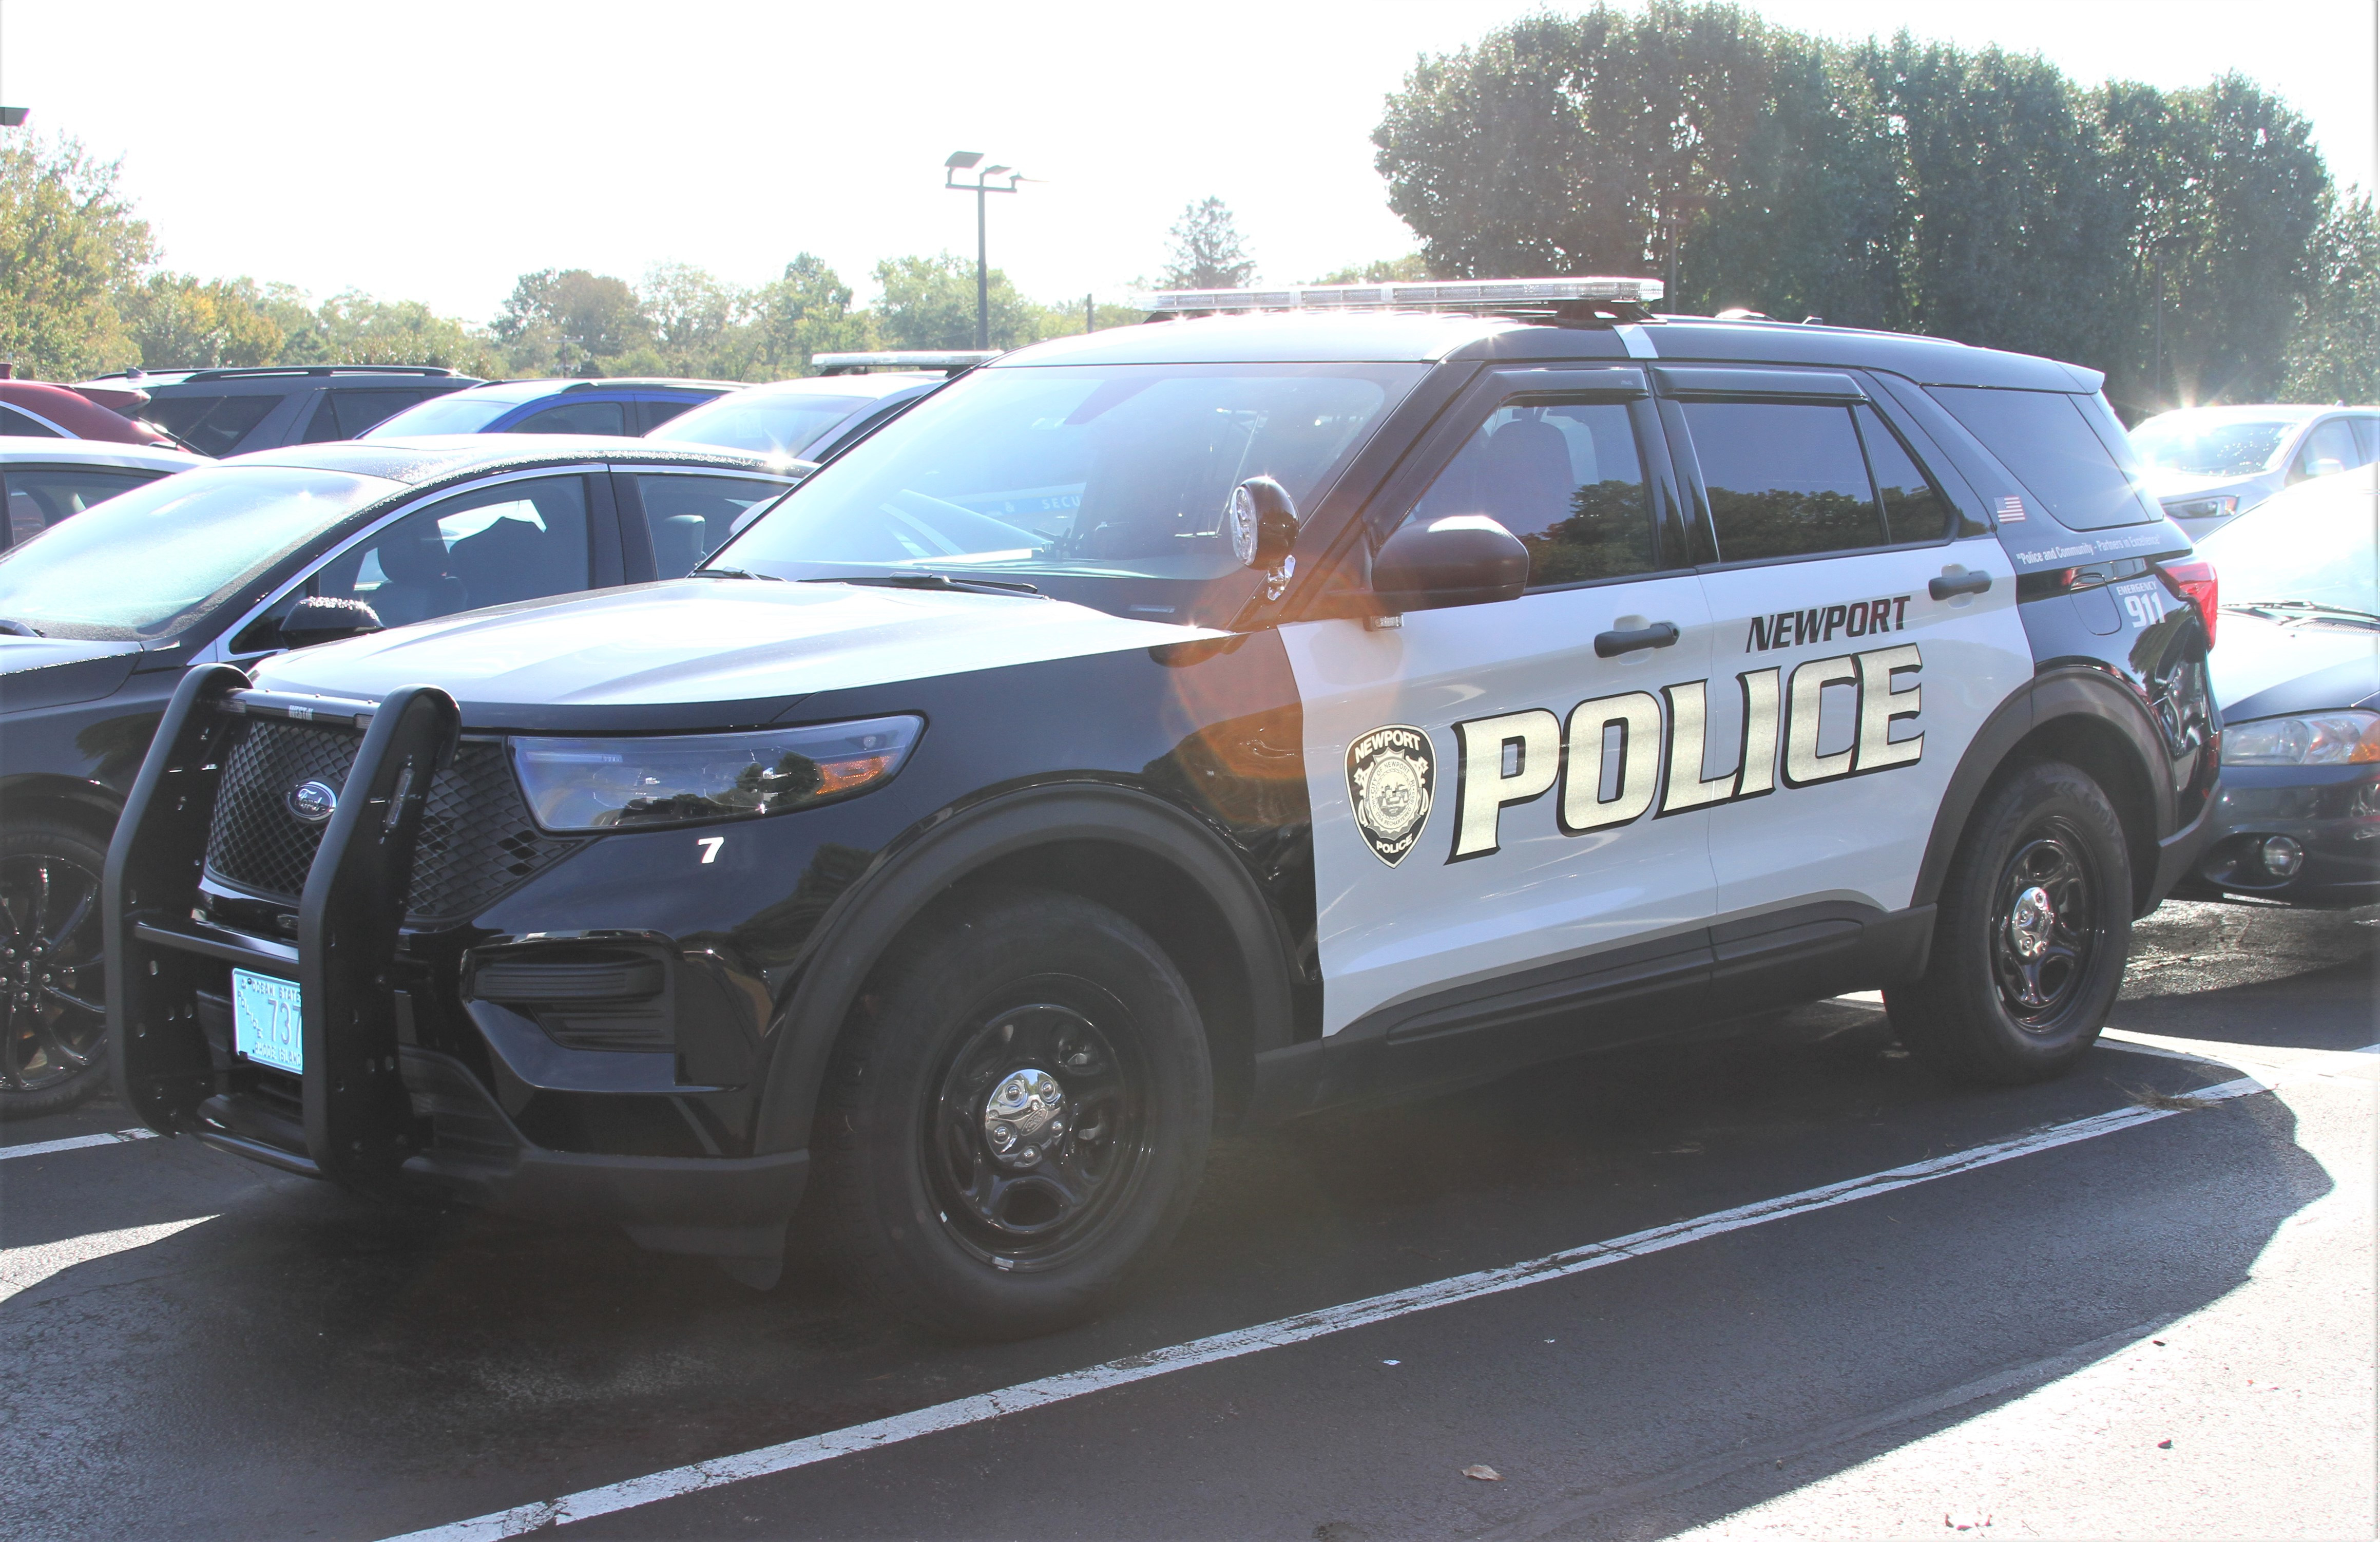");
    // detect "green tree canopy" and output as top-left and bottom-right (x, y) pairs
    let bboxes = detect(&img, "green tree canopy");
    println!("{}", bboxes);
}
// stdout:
(2282, 196), (2380, 405)
(872, 253), (1057, 350)
(1161, 198), (1257, 289)
(0, 135), (154, 379)
(494, 268), (650, 375)
(122, 273), (283, 369)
